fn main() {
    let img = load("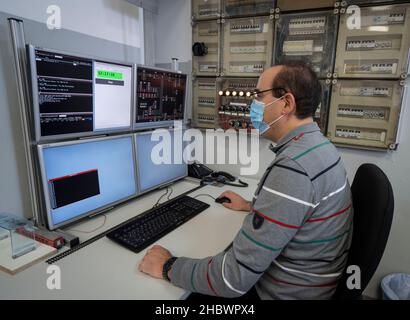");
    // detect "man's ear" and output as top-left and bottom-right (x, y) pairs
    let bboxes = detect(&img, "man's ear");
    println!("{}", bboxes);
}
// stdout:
(283, 93), (296, 114)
